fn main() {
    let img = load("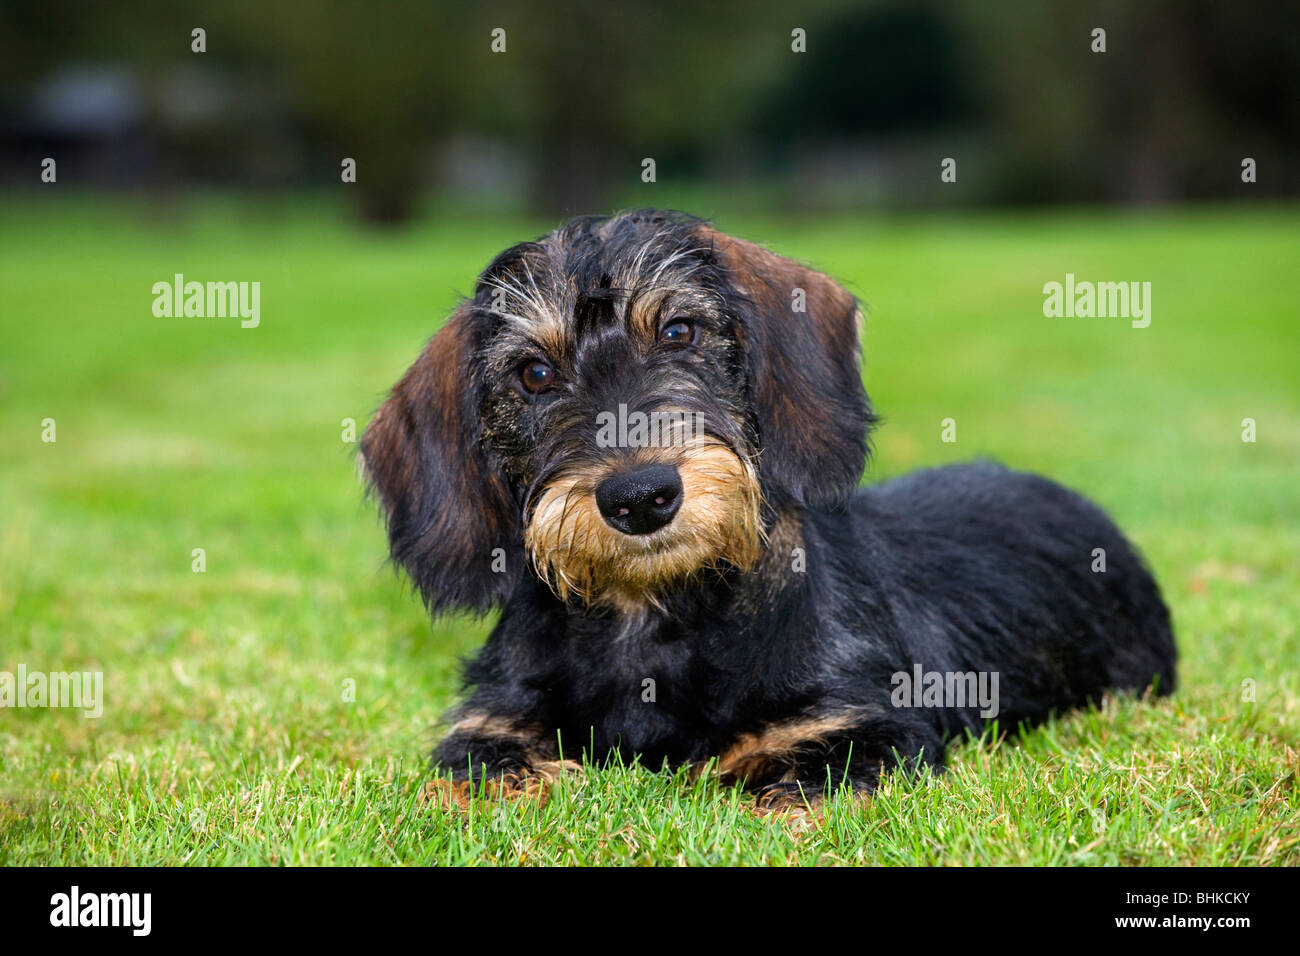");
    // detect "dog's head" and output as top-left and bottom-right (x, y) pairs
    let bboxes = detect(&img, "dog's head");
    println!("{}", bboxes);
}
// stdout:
(362, 210), (872, 614)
